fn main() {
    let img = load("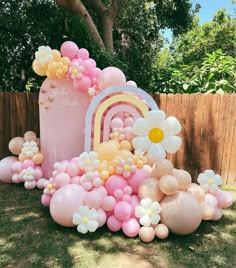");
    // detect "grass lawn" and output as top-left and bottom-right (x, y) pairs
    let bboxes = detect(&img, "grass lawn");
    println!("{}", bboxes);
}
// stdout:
(0, 182), (235, 268)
